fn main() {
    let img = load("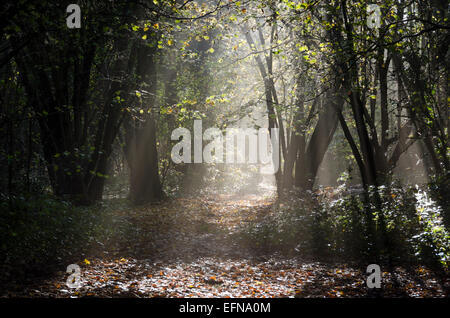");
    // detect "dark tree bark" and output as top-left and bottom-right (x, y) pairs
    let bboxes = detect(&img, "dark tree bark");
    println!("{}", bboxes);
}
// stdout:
(124, 45), (163, 205)
(11, 3), (138, 204)
(294, 92), (341, 190)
